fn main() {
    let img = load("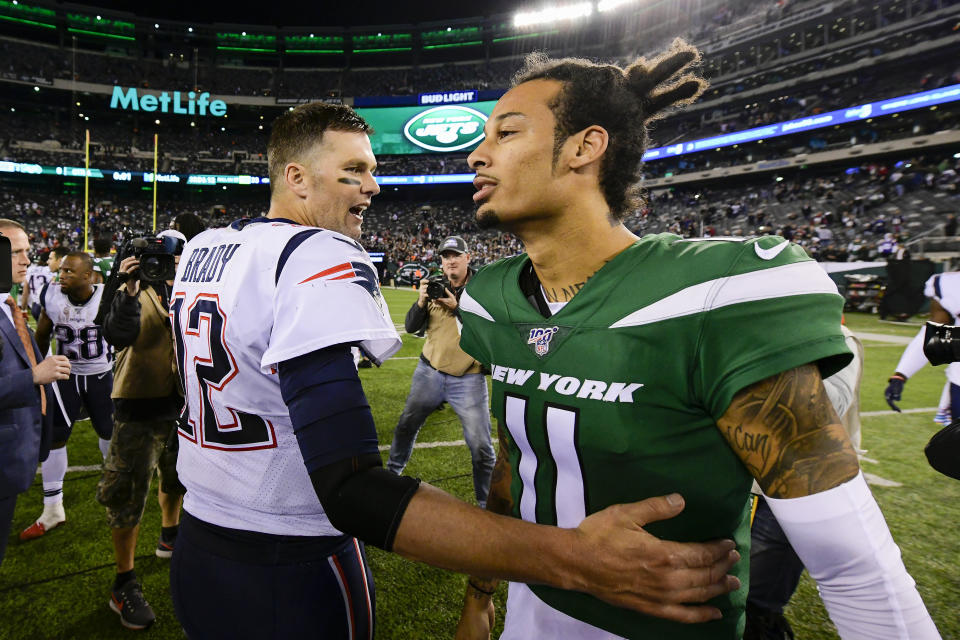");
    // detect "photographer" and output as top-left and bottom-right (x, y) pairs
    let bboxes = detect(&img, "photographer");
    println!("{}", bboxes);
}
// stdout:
(387, 236), (495, 507)
(95, 229), (187, 630)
